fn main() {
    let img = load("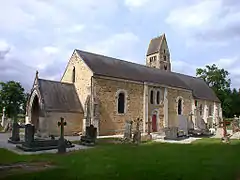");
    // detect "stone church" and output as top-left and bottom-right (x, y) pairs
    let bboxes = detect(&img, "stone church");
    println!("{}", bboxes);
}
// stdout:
(25, 34), (222, 136)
